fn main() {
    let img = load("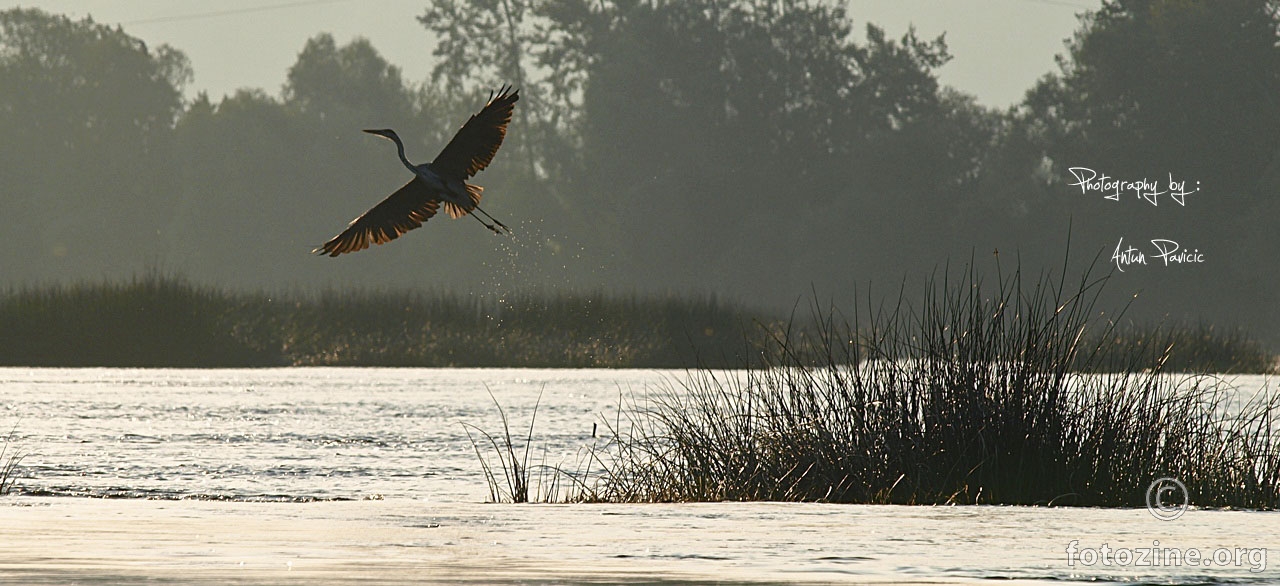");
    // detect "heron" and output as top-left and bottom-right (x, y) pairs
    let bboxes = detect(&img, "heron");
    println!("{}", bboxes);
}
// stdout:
(313, 85), (519, 257)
